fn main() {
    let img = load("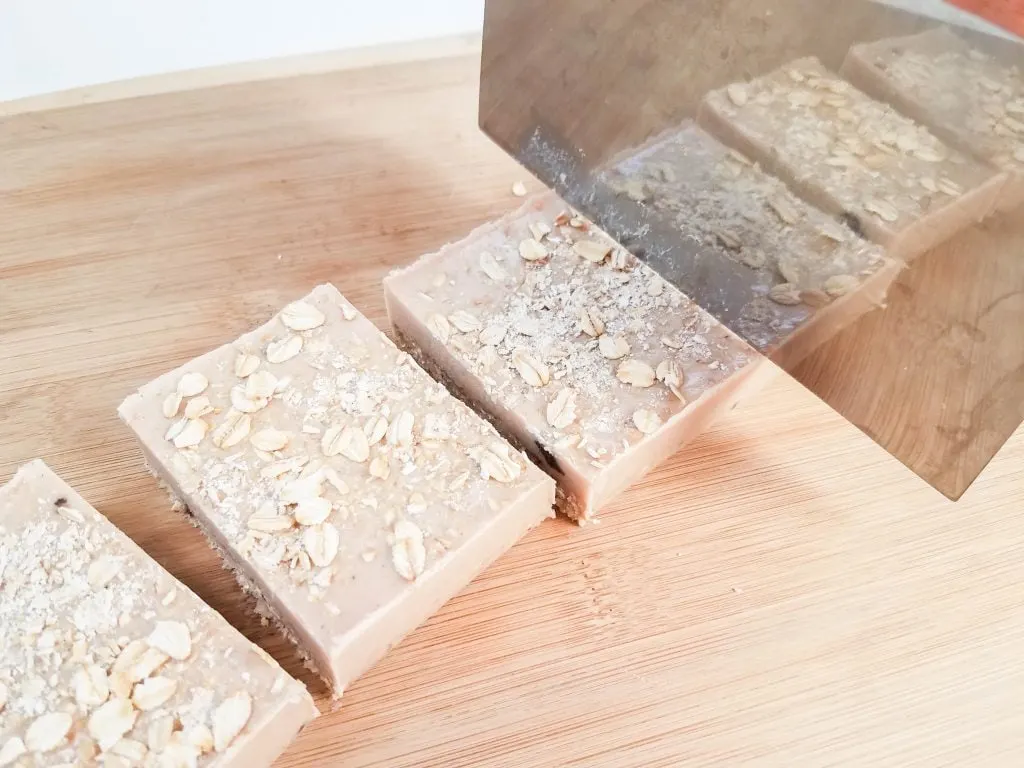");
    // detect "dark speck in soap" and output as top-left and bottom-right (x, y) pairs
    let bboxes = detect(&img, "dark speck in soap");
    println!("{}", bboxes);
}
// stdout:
(839, 212), (866, 239)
